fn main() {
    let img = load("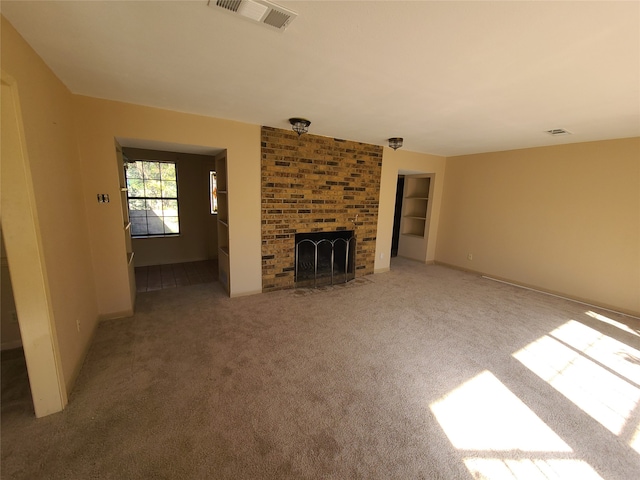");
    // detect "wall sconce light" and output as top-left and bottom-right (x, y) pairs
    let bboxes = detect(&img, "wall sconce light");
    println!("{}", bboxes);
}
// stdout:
(289, 118), (311, 136)
(388, 137), (403, 150)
